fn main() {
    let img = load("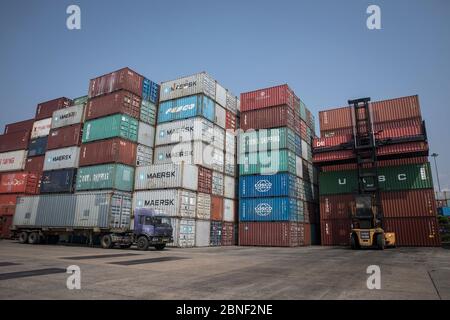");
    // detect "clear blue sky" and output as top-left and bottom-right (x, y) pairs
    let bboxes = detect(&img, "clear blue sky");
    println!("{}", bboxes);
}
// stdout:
(1, 0), (449, 190)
